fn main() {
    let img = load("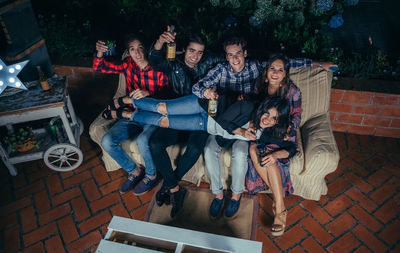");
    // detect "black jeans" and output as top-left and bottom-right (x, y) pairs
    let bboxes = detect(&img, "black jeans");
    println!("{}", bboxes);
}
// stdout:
(149, 128), (209, 189)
